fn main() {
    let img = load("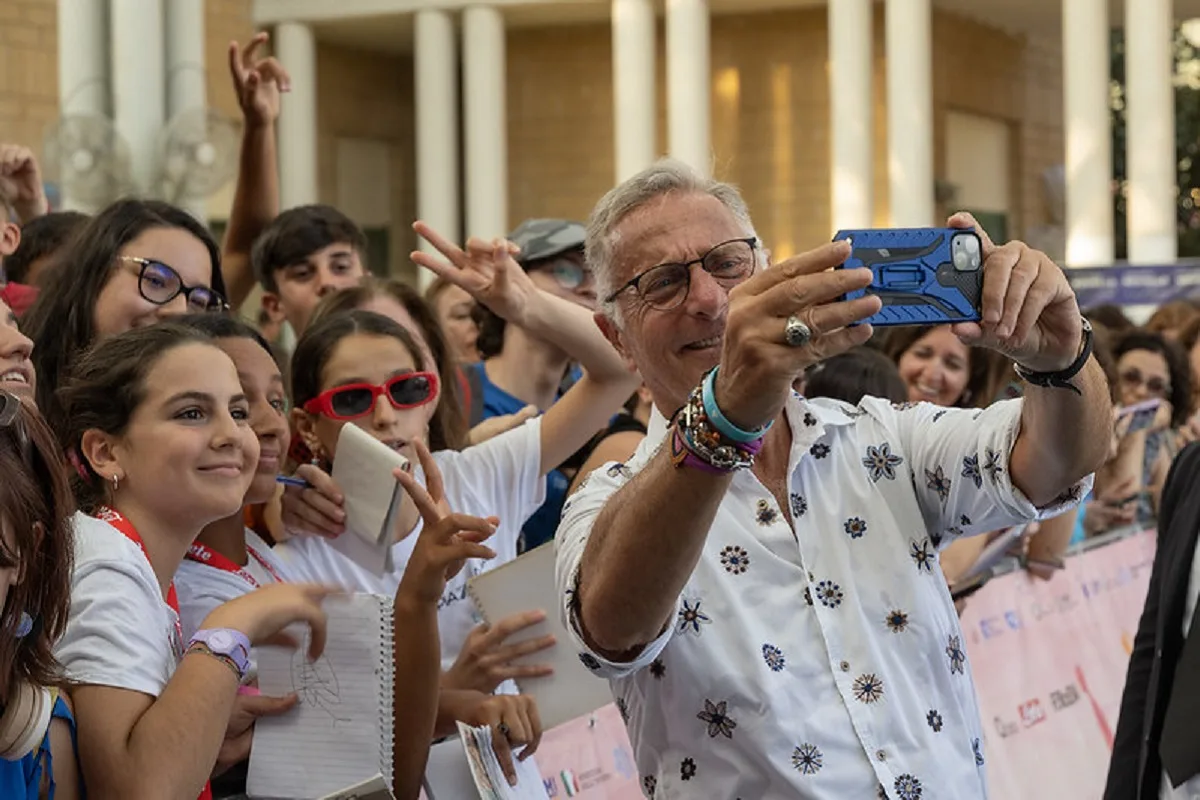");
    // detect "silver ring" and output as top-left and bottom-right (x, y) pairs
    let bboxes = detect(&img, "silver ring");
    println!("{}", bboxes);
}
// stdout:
(497, 722), (511, 738)
(784, 315), (812, 347)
